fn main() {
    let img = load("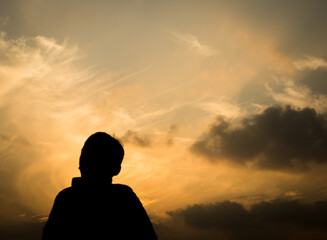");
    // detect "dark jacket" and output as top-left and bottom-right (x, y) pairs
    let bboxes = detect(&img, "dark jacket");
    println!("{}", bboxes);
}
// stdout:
(43, 178), (157, 240)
